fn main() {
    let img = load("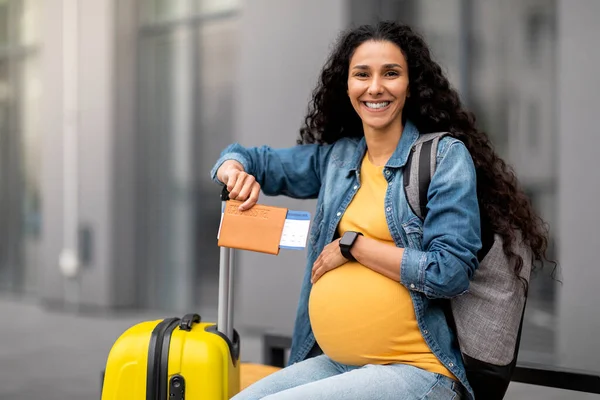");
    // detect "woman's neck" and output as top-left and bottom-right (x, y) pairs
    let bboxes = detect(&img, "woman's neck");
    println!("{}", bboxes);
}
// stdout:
(363, 119), (404, 166)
